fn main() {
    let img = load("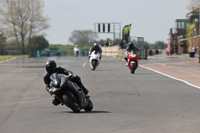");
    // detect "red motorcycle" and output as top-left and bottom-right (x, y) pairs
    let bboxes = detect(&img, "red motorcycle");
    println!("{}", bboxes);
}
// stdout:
(127, 51), (139, 74)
